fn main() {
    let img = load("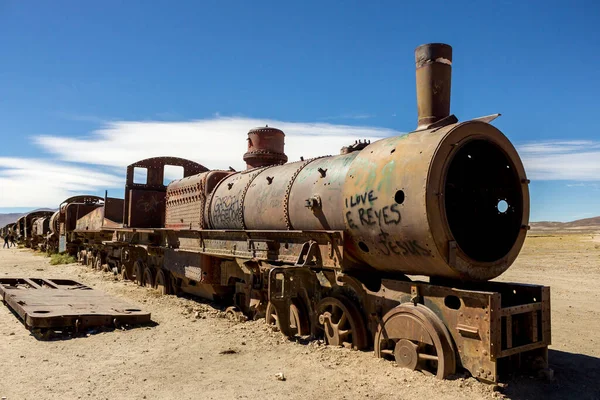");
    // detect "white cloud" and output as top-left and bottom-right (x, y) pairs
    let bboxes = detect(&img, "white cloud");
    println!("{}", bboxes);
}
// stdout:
(517, 140), (600, 181)
(0, 117), (399, 208)
(34, 117), (398, 171)
(0, 158), (122, 208)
